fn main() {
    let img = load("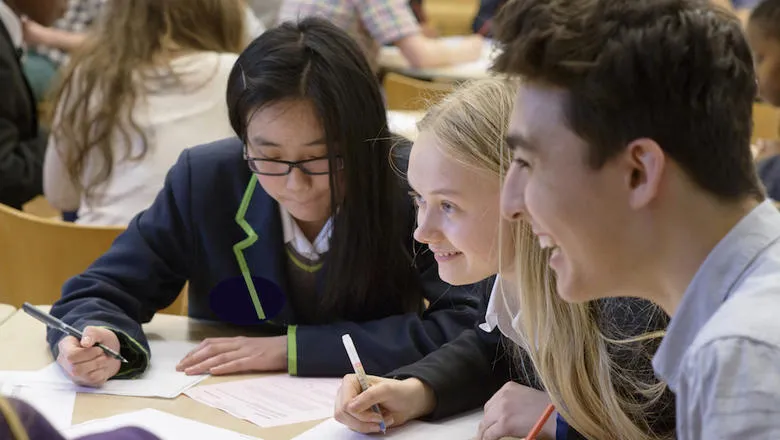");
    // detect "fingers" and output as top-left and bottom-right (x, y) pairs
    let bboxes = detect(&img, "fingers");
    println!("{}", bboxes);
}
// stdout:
(58, 335), (104, 365)
(181, 346), (241, 375)
(478, 385), (507, 440)
(70, 359), (115, 387)
(208, 357), (252, 375)
(476, 415), (491, 440)
(479, 419), (510, 440)
(81, 326), (121, 351)
(348, 382), (394, 414)
(56, 345), (119, 387)
(335, 408), (386, 434)
(176, 338), (240, 372)
(334, 375), (395, 433)
(56, 328), (122, 387)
